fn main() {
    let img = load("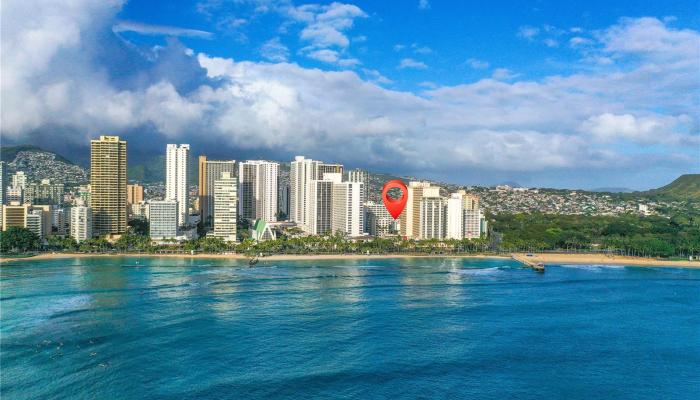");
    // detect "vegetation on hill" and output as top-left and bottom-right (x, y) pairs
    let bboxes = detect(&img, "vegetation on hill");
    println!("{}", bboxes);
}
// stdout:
(642, 174), (700, 200)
